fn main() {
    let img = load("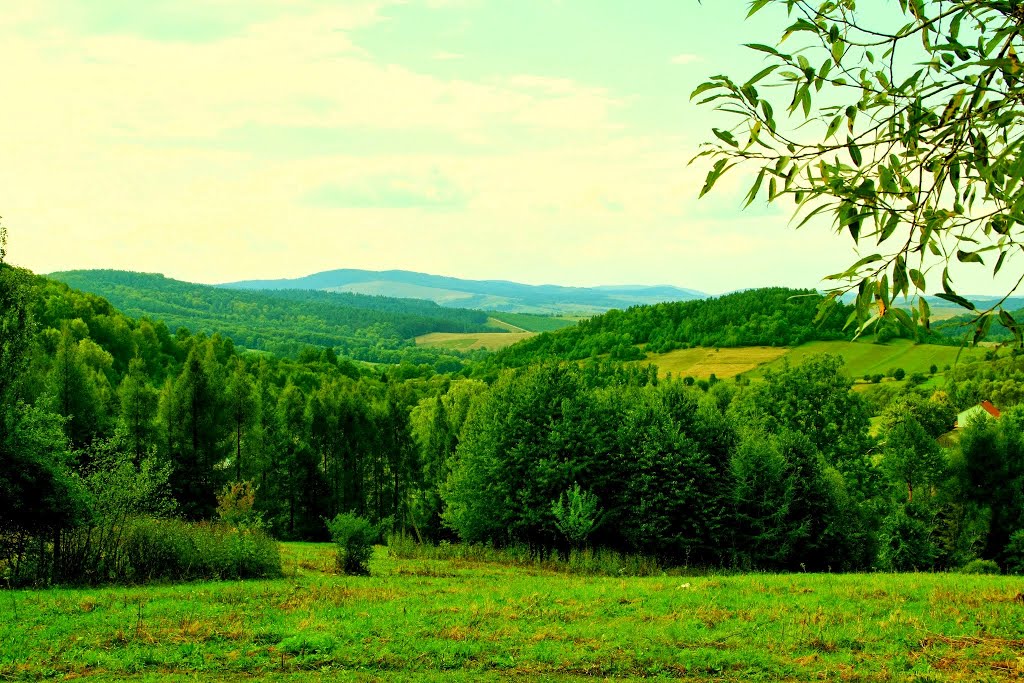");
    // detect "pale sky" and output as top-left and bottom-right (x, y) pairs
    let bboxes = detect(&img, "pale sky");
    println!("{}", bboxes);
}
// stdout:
(0, 1), (1011, 295)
